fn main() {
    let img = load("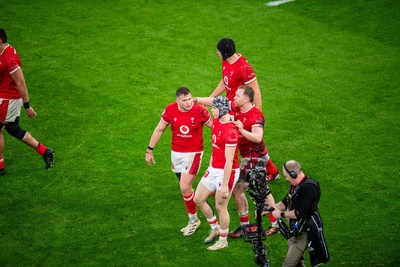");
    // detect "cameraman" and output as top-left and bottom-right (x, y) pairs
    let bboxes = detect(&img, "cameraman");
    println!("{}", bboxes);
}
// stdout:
(272, 160), (321, 267)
